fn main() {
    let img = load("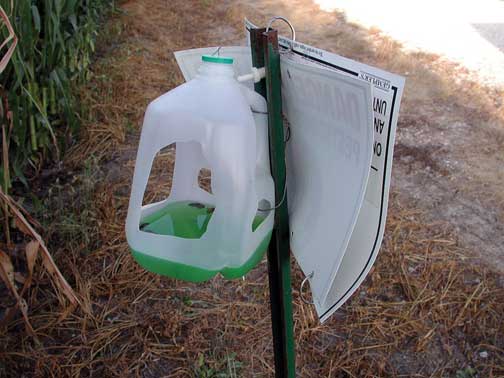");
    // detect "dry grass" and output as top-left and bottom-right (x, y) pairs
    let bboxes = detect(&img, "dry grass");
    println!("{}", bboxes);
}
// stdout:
(0, 0), (503, 377)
